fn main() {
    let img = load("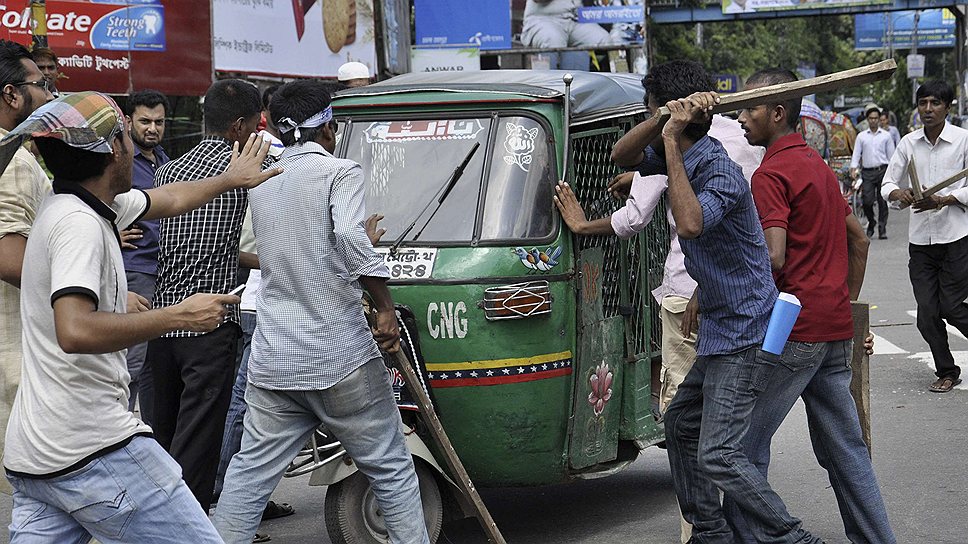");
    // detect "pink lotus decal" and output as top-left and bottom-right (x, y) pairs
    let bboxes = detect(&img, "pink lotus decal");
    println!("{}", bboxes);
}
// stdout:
(587, 362), (613, 416)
